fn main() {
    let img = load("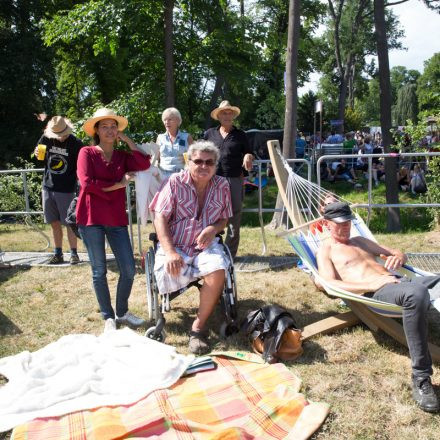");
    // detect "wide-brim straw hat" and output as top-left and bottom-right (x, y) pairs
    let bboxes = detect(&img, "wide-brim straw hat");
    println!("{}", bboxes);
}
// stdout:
(44, 116), (73, 140)
(210, 100), (241, 120)
(83, 108), (128, 136)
